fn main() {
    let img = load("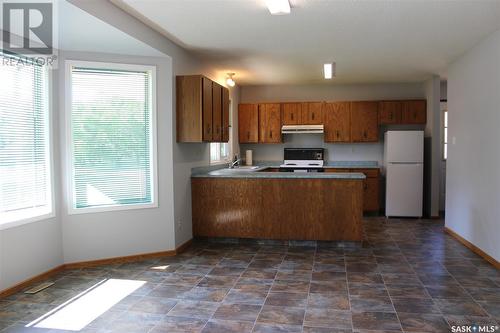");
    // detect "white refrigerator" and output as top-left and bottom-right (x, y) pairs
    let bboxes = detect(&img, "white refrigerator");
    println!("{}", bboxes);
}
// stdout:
(384, 131), (424, 217)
